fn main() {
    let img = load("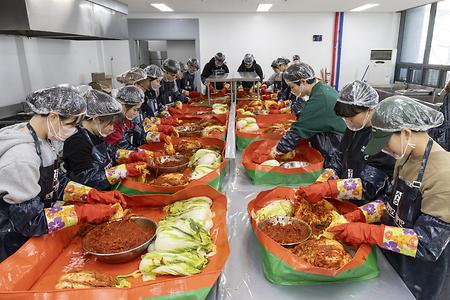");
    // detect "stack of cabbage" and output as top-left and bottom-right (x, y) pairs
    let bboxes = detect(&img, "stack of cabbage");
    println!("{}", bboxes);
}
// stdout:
(139, 197), (216, 281)
(189, 149), (222, 180)
(212, 103), (228, 114)
(237, 117), (259, 132)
